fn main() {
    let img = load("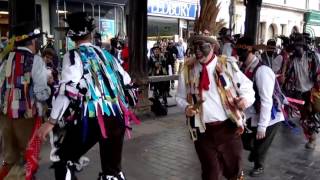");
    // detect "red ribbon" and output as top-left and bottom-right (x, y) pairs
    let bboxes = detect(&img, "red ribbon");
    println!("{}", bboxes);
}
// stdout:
(199, 55), (215, 93)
